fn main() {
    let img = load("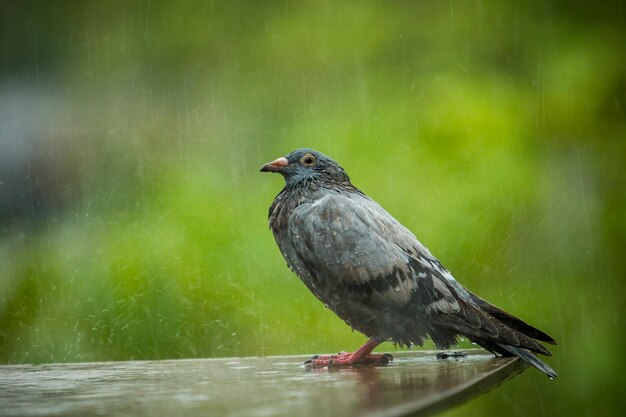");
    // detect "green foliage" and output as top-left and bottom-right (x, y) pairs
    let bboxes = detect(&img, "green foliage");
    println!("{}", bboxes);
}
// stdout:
(0, 1), (624, 416)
